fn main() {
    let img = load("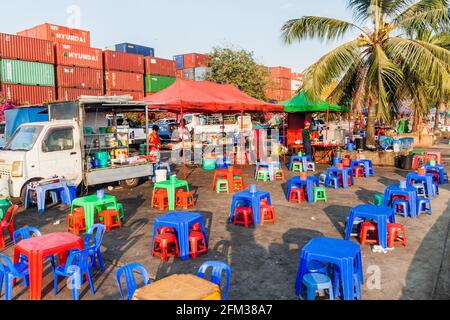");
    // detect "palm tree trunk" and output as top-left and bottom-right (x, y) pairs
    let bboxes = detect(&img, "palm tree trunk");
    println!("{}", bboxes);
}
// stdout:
(366, 99), (376, 146)
(445, 102), (449, 126)
(433, 103), (442, 131)
(412, 104), (420, 133)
